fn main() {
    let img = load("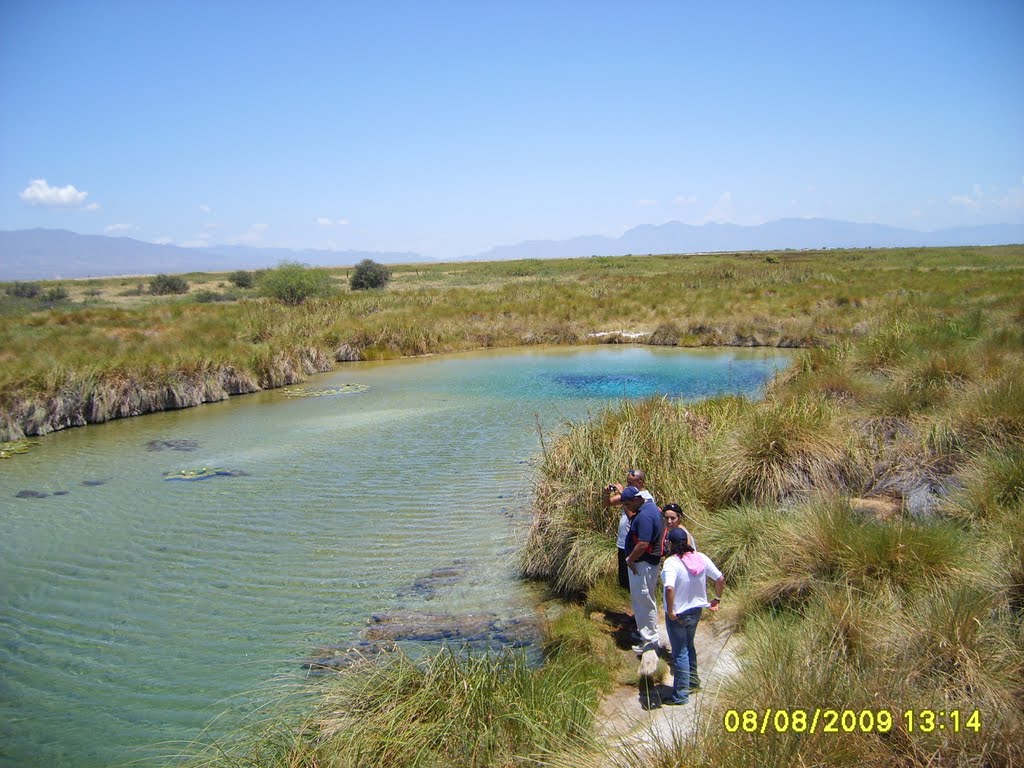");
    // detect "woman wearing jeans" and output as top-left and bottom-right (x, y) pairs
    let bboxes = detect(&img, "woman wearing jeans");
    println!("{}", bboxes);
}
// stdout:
(661, 528), (725, 705)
